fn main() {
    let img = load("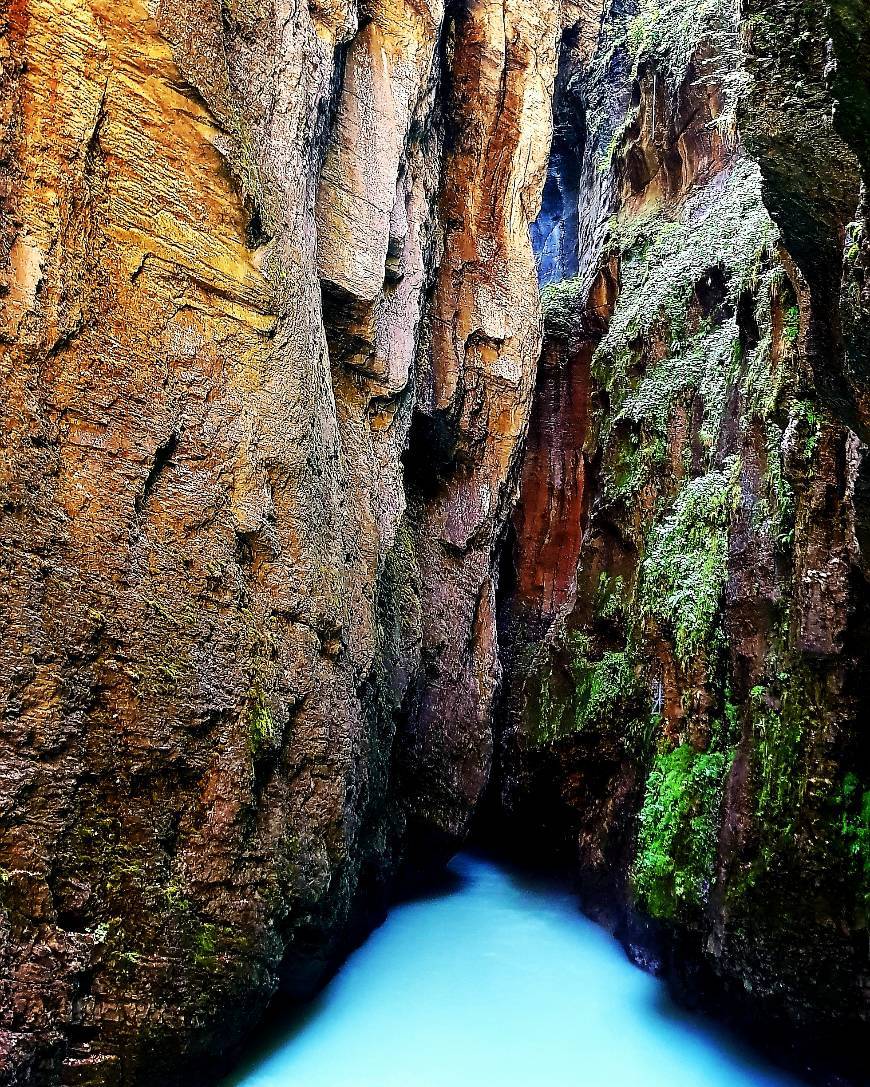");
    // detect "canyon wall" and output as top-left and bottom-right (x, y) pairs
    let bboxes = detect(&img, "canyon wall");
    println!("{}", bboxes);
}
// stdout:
(496, 0), (870, 1075)
(0, 0), (867, 1084)
(0, 0), (565, 1082)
